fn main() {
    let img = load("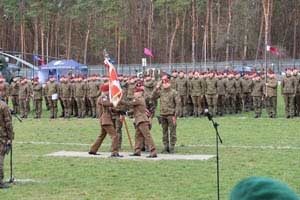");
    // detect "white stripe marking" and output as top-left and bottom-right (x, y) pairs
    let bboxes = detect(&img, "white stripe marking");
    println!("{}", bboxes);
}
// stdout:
(15, 141), (300, 150)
